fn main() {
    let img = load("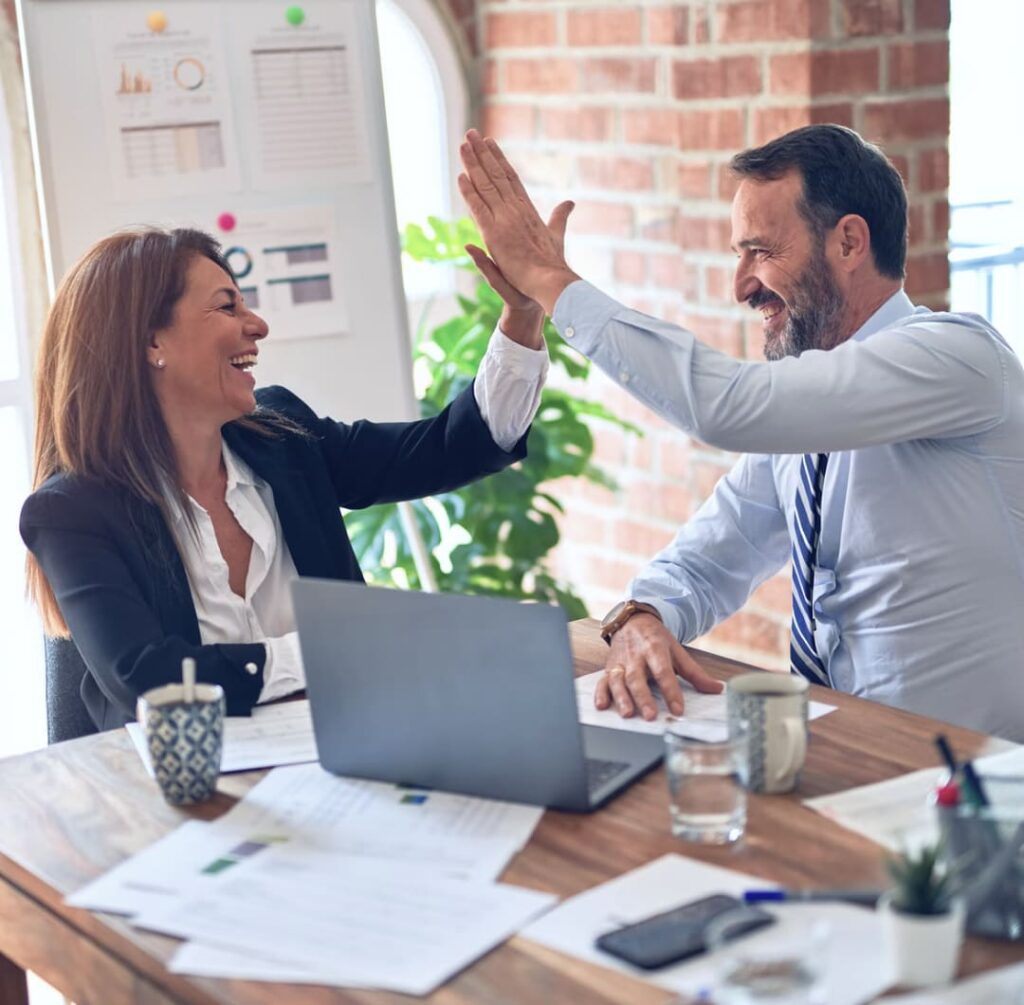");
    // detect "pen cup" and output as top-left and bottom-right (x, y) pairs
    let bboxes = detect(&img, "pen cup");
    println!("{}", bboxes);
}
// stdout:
(137, 682), (225, 806)
(937, 775), (1024, 940)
